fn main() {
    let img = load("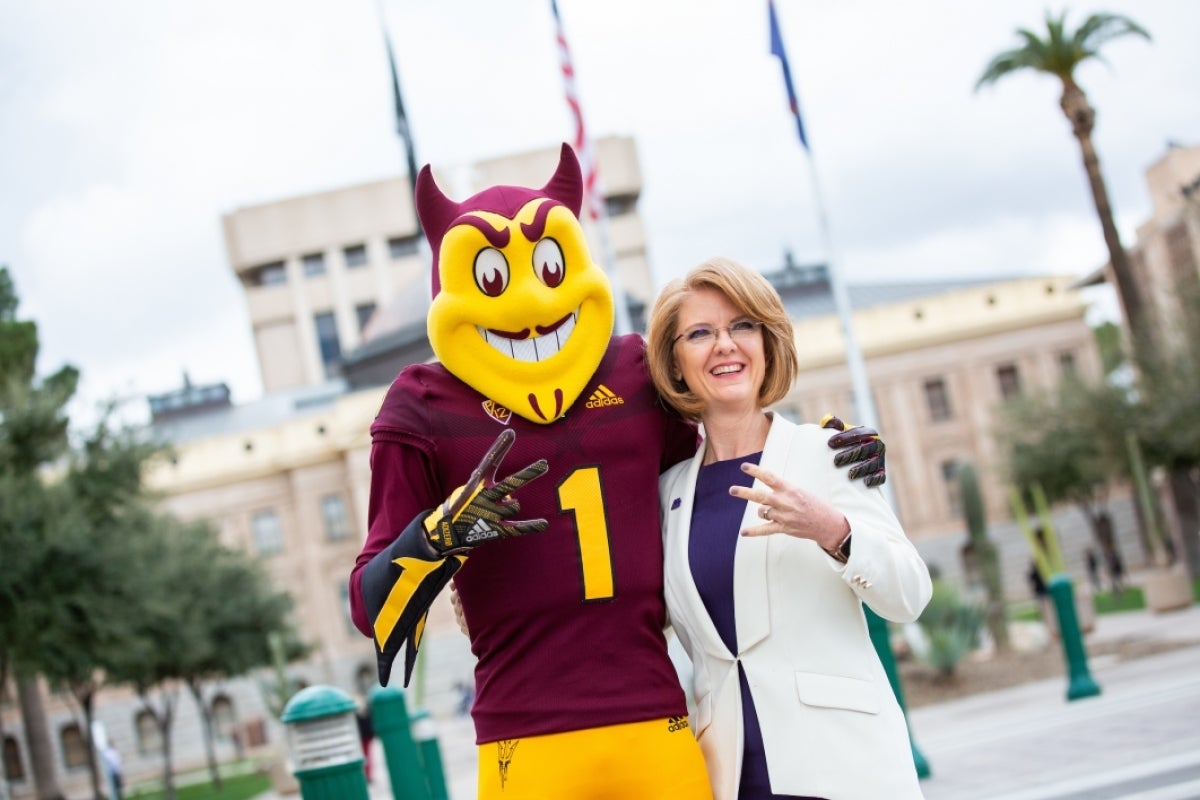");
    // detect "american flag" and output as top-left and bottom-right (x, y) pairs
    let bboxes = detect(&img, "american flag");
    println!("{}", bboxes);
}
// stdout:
(550, 0), (604, 220)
